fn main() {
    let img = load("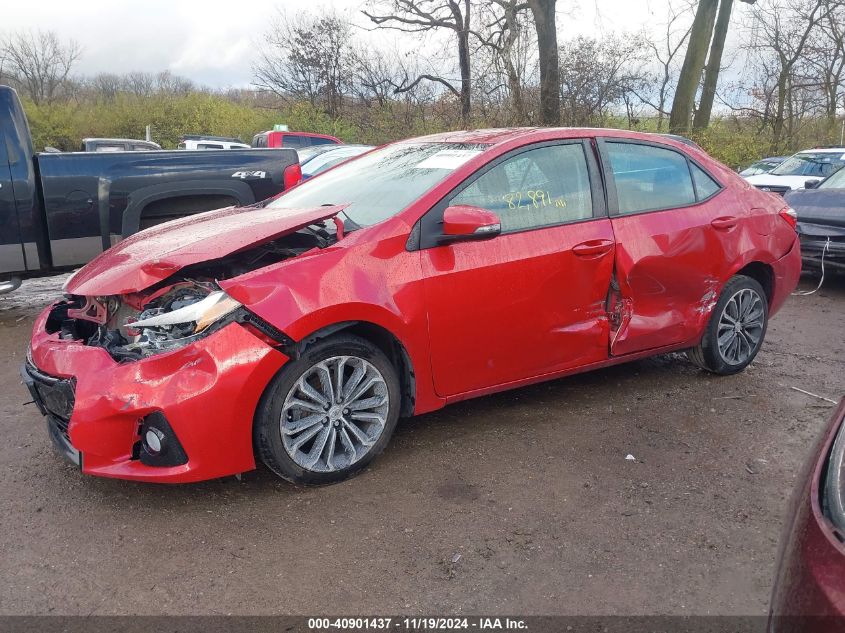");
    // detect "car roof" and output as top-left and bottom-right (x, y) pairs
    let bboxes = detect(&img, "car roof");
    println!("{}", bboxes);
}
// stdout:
(83, 137), (158, 144)
(407, 127), (702, 149)
(796, 147), (845, 154)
